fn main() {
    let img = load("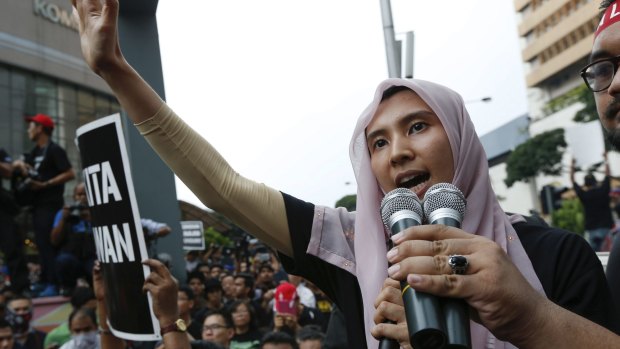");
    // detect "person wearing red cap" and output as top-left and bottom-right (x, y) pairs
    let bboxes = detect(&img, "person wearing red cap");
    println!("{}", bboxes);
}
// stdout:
(12, 113), (75, 297)
(272, 282), (299, 338)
